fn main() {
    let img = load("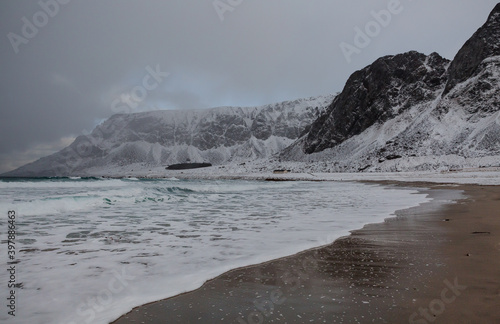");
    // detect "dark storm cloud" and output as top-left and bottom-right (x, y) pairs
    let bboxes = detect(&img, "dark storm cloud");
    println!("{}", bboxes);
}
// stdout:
(1, 0), (498, 173)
